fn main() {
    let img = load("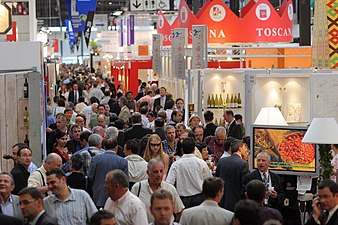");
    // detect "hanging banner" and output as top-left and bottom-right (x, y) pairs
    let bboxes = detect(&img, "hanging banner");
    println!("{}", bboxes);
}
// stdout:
(152, 34), (163, 77)
(65, 0), (96, 33)
(192, 25), (208, 69)
(157, 0), (294, 45)
(127, 15), (135, 46)
(171, 28), (187, 79)
(118, 18), (124, 47)
(66, 19), (77, 53)
(84, 11), (95, 47)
